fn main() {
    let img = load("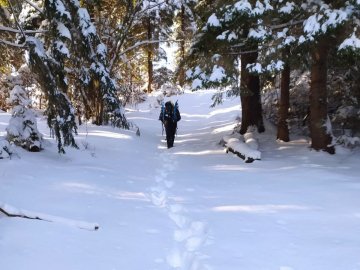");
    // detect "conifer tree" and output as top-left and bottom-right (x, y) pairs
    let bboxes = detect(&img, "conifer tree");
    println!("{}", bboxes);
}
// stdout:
(20, 0), (78, 153)
(186, 0), (271, 133)
(137, 0), (174, 92)
(6, 85), (42, 152)
(281, 0), (359, 153)
(173, 0), (197, 87)
(66, 0), (129, 128)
